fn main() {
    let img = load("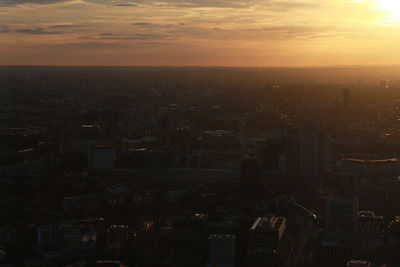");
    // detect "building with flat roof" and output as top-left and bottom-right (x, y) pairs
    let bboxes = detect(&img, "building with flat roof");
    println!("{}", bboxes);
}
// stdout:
(88, 146), (115, 170)
(208, 234), (235, 267)
(325, 197), (359, 233)
(346, 260), (371, 267)
(358, 211), (384, 255)
(247, 214), (287, 266)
